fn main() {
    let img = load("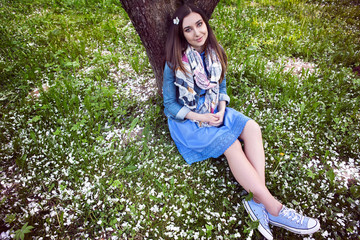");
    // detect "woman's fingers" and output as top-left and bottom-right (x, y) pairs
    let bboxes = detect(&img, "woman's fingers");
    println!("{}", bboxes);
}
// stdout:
(209, 112), (224, 126)
(203, 113), (218, 122)
(209, 116), (223, 126)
